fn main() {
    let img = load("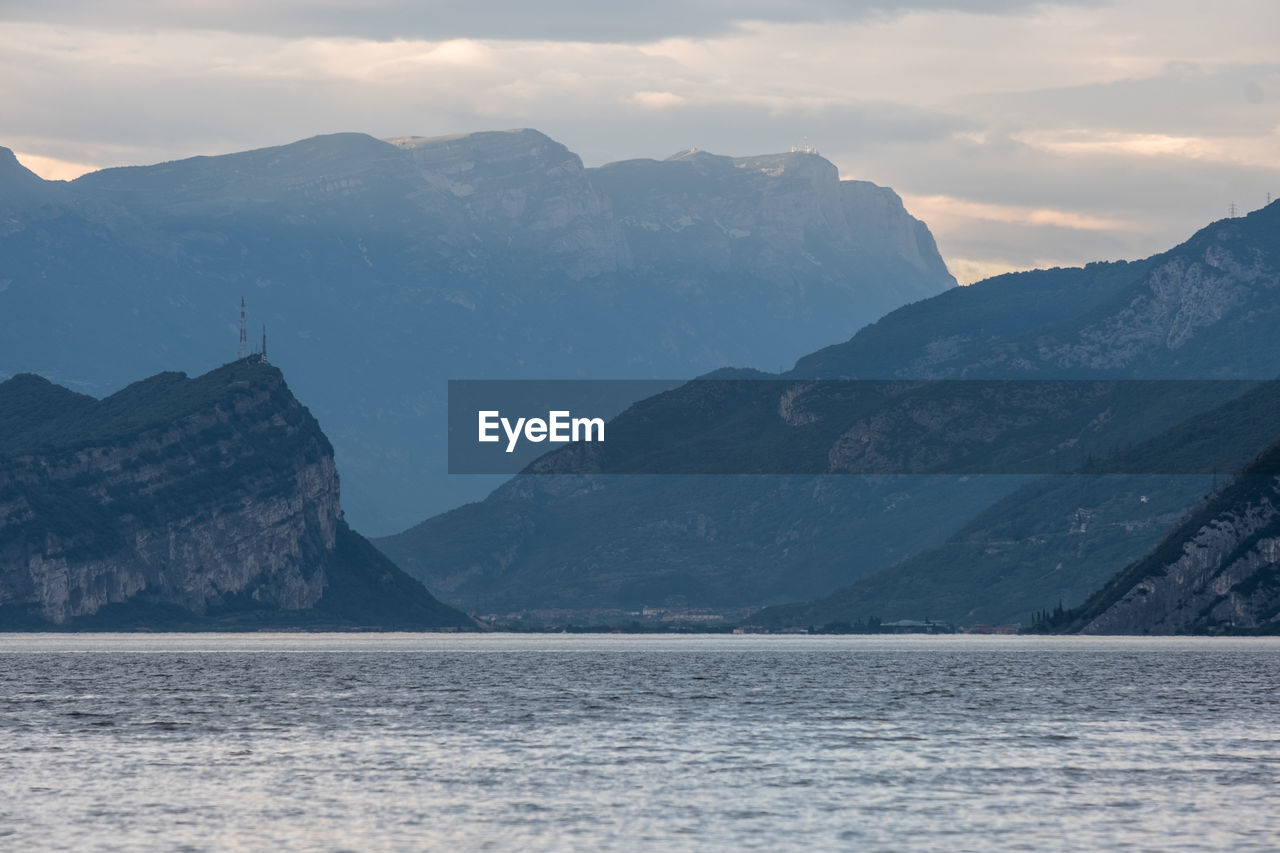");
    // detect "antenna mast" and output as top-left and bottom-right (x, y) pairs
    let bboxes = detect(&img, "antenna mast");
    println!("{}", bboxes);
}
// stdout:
(261, 325), (268, 364)
(238, 297), (247, 360)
